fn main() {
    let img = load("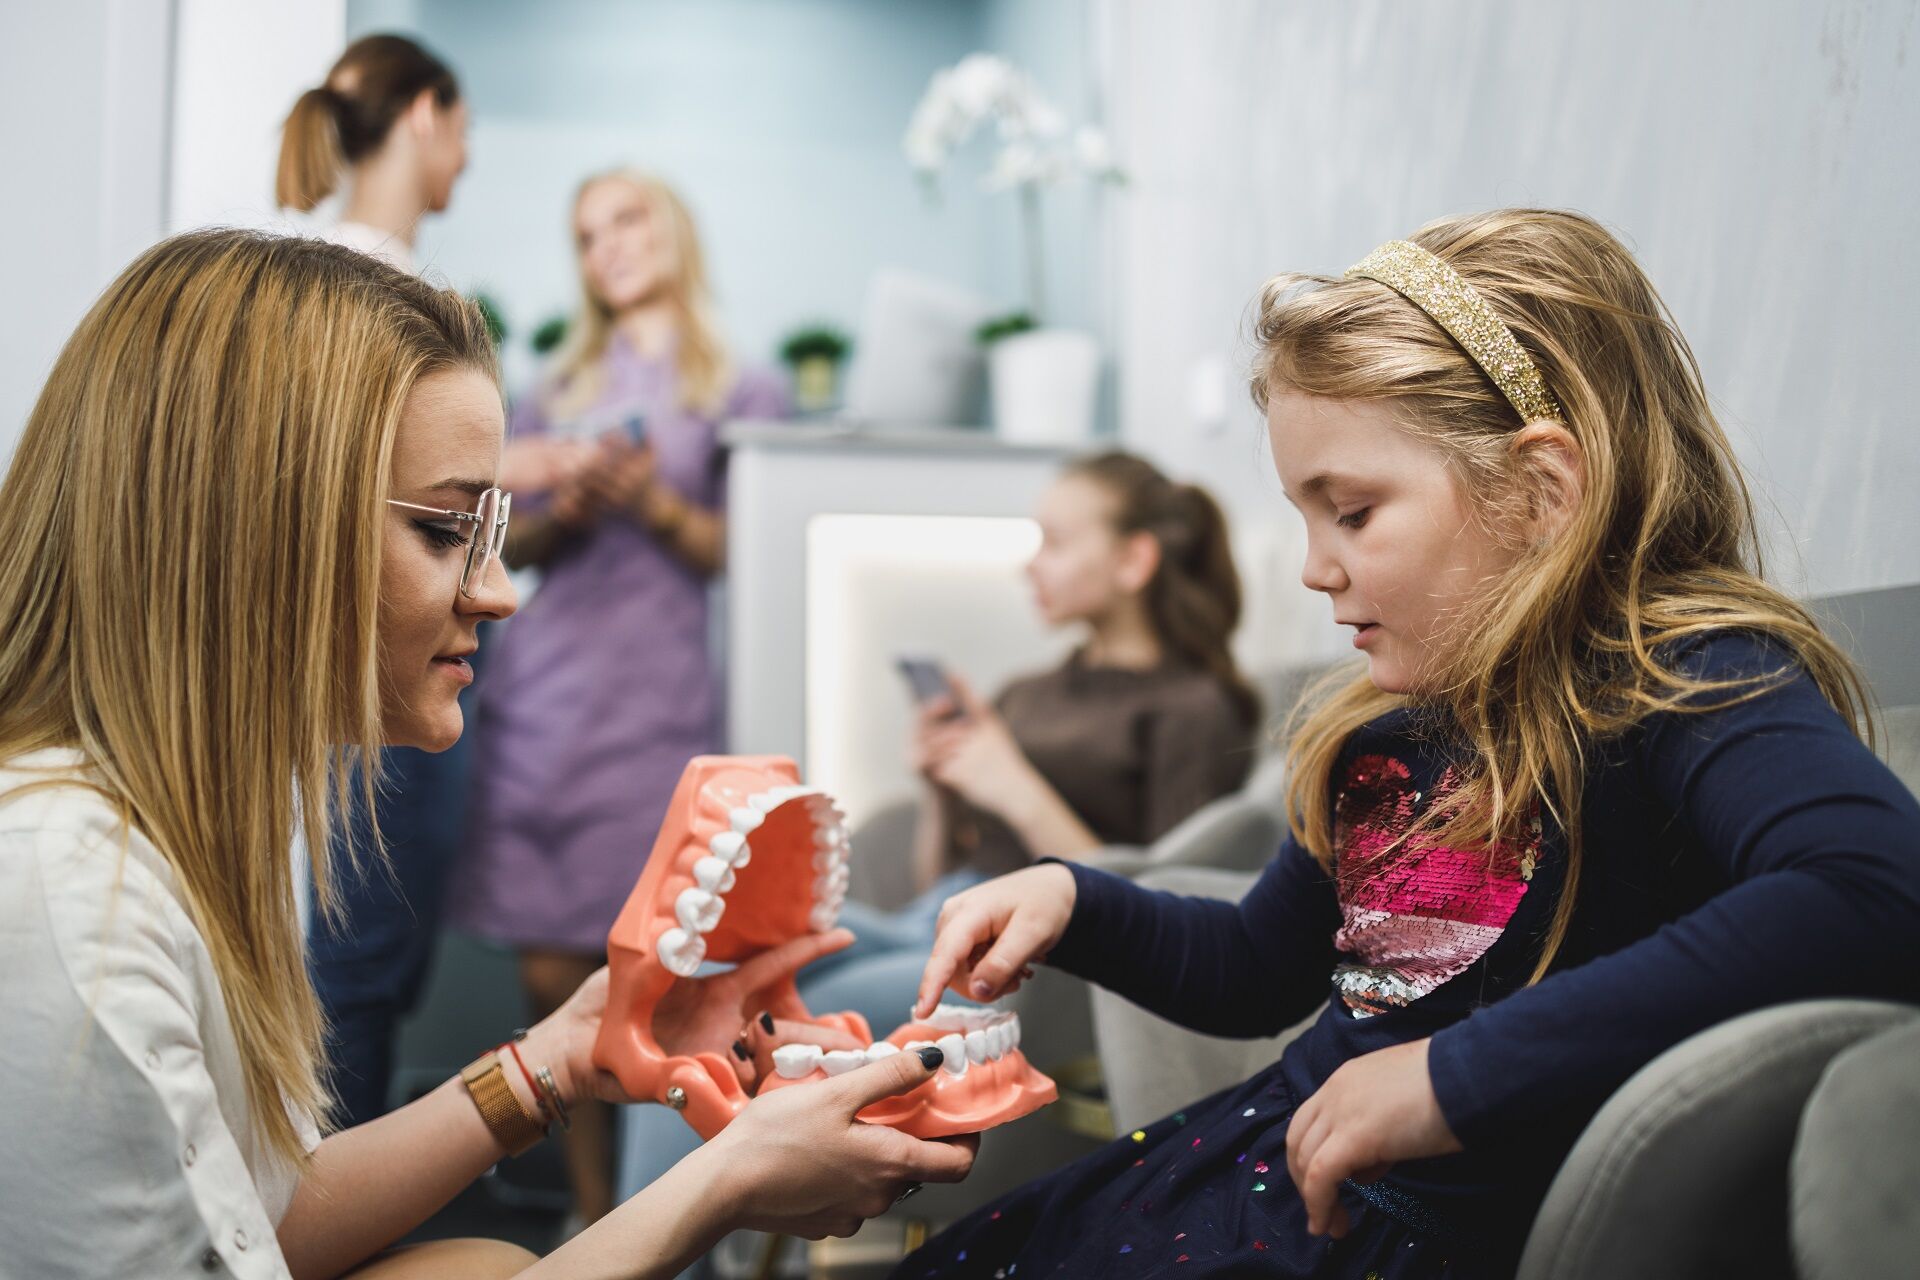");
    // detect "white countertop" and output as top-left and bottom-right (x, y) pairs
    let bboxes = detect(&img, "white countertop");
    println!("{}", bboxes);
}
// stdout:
(722, 418), (1076, 457)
